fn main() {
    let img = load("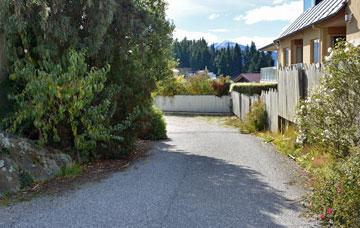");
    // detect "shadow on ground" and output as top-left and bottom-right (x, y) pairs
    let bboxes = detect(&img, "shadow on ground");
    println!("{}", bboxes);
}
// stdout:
(151, 140), (306, 228)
